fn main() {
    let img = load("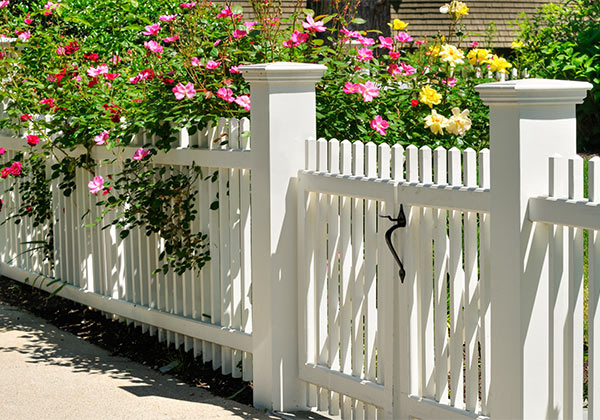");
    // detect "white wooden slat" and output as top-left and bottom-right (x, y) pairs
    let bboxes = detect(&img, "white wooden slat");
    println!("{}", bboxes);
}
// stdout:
(61, 171), (74, 285)
(191, 172), (202, 357)
(217, 117), (233, 373)
(566, 156), (584, 420)
(208, 123), (222, 369)
(351, 141), (366, 417)
(418, 146), (435, 399)
(164, 165), (175, 345)
(378, 143), (394, 418)
(240, 117), (252, 381)
(229, 118), (243, 378)
(303, 138), (318, 408)
(79, 168), (91, 292)
(297, 161), (310, 410)
(391, 144), (405, 182)
(316, 138), (329, 412)
(462, 148), (479, 412)
(433, 146), (449, 404)
(339, 140), (353, 419)
(448, 147), (465, 409)
(147, 152), (159, 337)
(478, 149), (491, 415)
(589, 157), (600, 419)
(404, 145), (420, 397)
(199, 166), (212, 361)
(364, 142), (378, 420)
(327, 139), (341, 416)
(548, 155), (569, 417)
